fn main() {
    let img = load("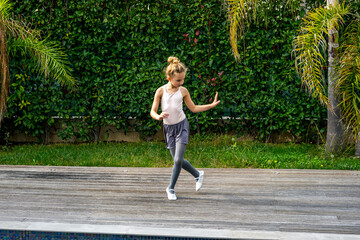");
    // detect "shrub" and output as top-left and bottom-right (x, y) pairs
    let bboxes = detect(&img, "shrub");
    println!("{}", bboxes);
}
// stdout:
(4, 0), (326, 143)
